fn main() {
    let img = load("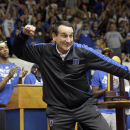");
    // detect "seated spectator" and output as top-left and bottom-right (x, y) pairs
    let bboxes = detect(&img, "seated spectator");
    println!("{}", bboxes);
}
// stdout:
(34, 20), (46, 43)
(13, 19), (23, 37)
(30, 16), (37, 26)
(25, 35), (41, 45)
(24, 64), (43, 85)
(91, 21), (101, 40)
(36, 13), (45, 28)
(91, 48), (117, 130)
(10, 28), (20, 46)
(76, 20), (95, 47)
(93, 37), (102, 53)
